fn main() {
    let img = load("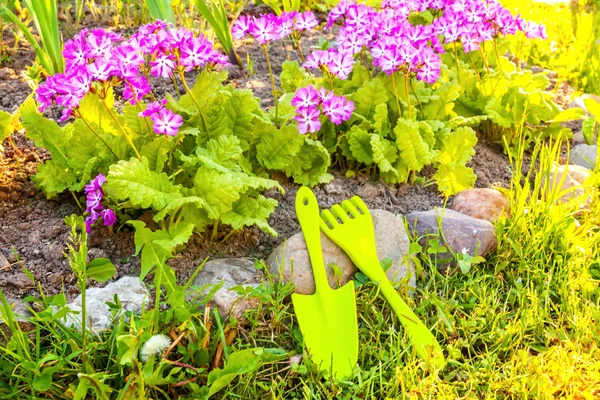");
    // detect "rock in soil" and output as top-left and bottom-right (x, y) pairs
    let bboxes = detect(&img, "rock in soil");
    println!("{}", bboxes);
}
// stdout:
(267, 209), (416, 295)
(404, 208), (497, 270)
(62, 276), (149, 333)
(541, 164), (591, 208)
(570, 144), (598, 169)
(450, 188), (511, 222)
(188, 258), (262, 321)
